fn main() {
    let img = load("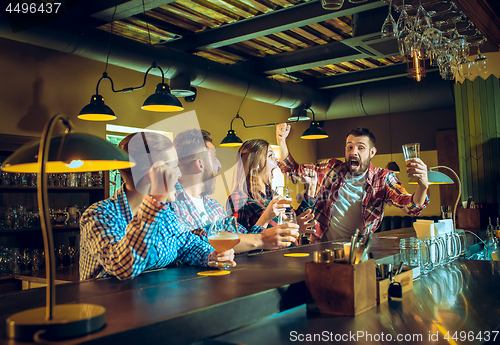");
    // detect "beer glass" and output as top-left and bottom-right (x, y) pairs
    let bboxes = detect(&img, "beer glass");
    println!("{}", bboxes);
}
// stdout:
(321, 0), (343, 10)
(400, 237), (421, 267)
(274, 186), (292, 205)
(402, 143), (420, 161)
(207, 215), (240, 269)
(279, 211), (303, 244)
(453, 230), (466, 258)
